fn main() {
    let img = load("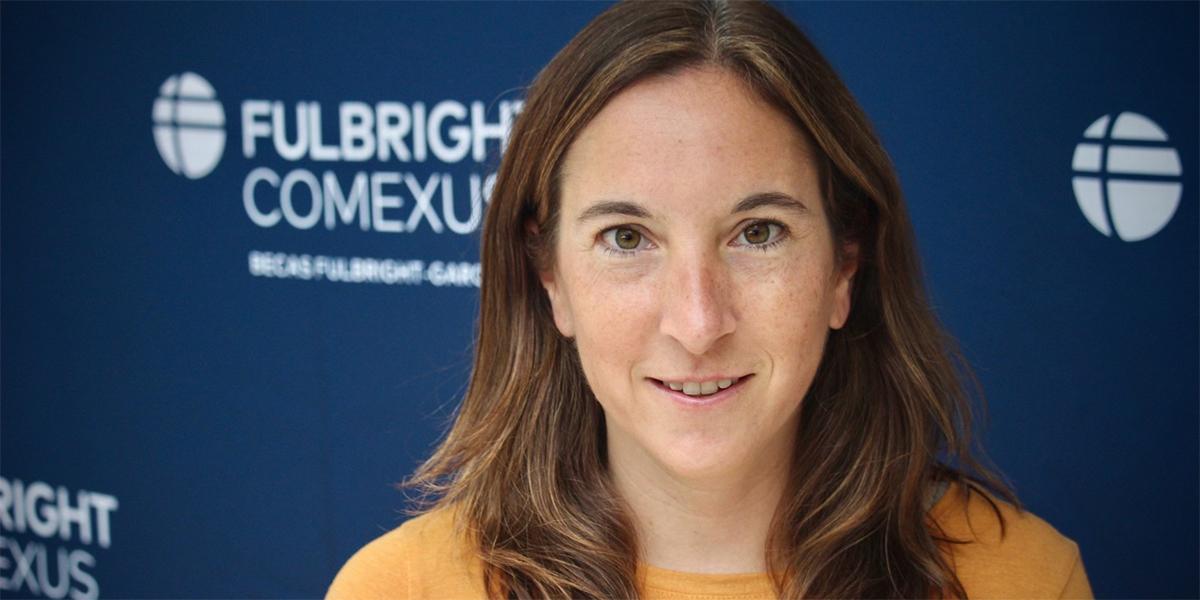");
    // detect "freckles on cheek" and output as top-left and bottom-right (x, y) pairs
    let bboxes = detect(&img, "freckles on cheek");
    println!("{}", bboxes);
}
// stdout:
(569, 275), (658, 414)
(748, 261), (827, 342)
(568, 260), (657, 349)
